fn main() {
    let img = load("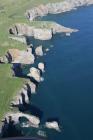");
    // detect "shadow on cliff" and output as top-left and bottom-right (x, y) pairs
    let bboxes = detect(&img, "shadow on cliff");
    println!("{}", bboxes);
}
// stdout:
(1, 116), (23, 138)
(11, 93), (43, 120)
(12, 63), (29, 78)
